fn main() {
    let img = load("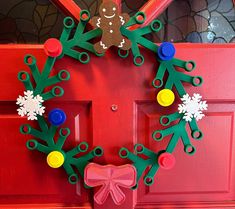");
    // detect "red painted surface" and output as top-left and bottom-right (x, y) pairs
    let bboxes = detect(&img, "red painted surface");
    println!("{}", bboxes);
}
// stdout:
(0, 44), (235, 208)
